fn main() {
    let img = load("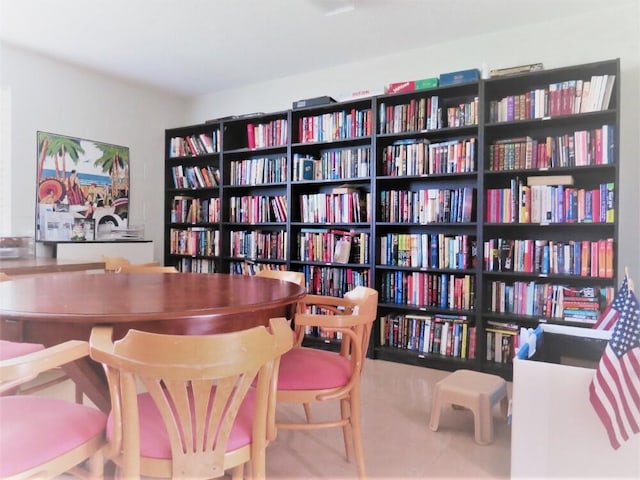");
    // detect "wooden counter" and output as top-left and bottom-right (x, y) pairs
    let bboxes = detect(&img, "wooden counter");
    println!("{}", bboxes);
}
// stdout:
(0, 257), (105, 276)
